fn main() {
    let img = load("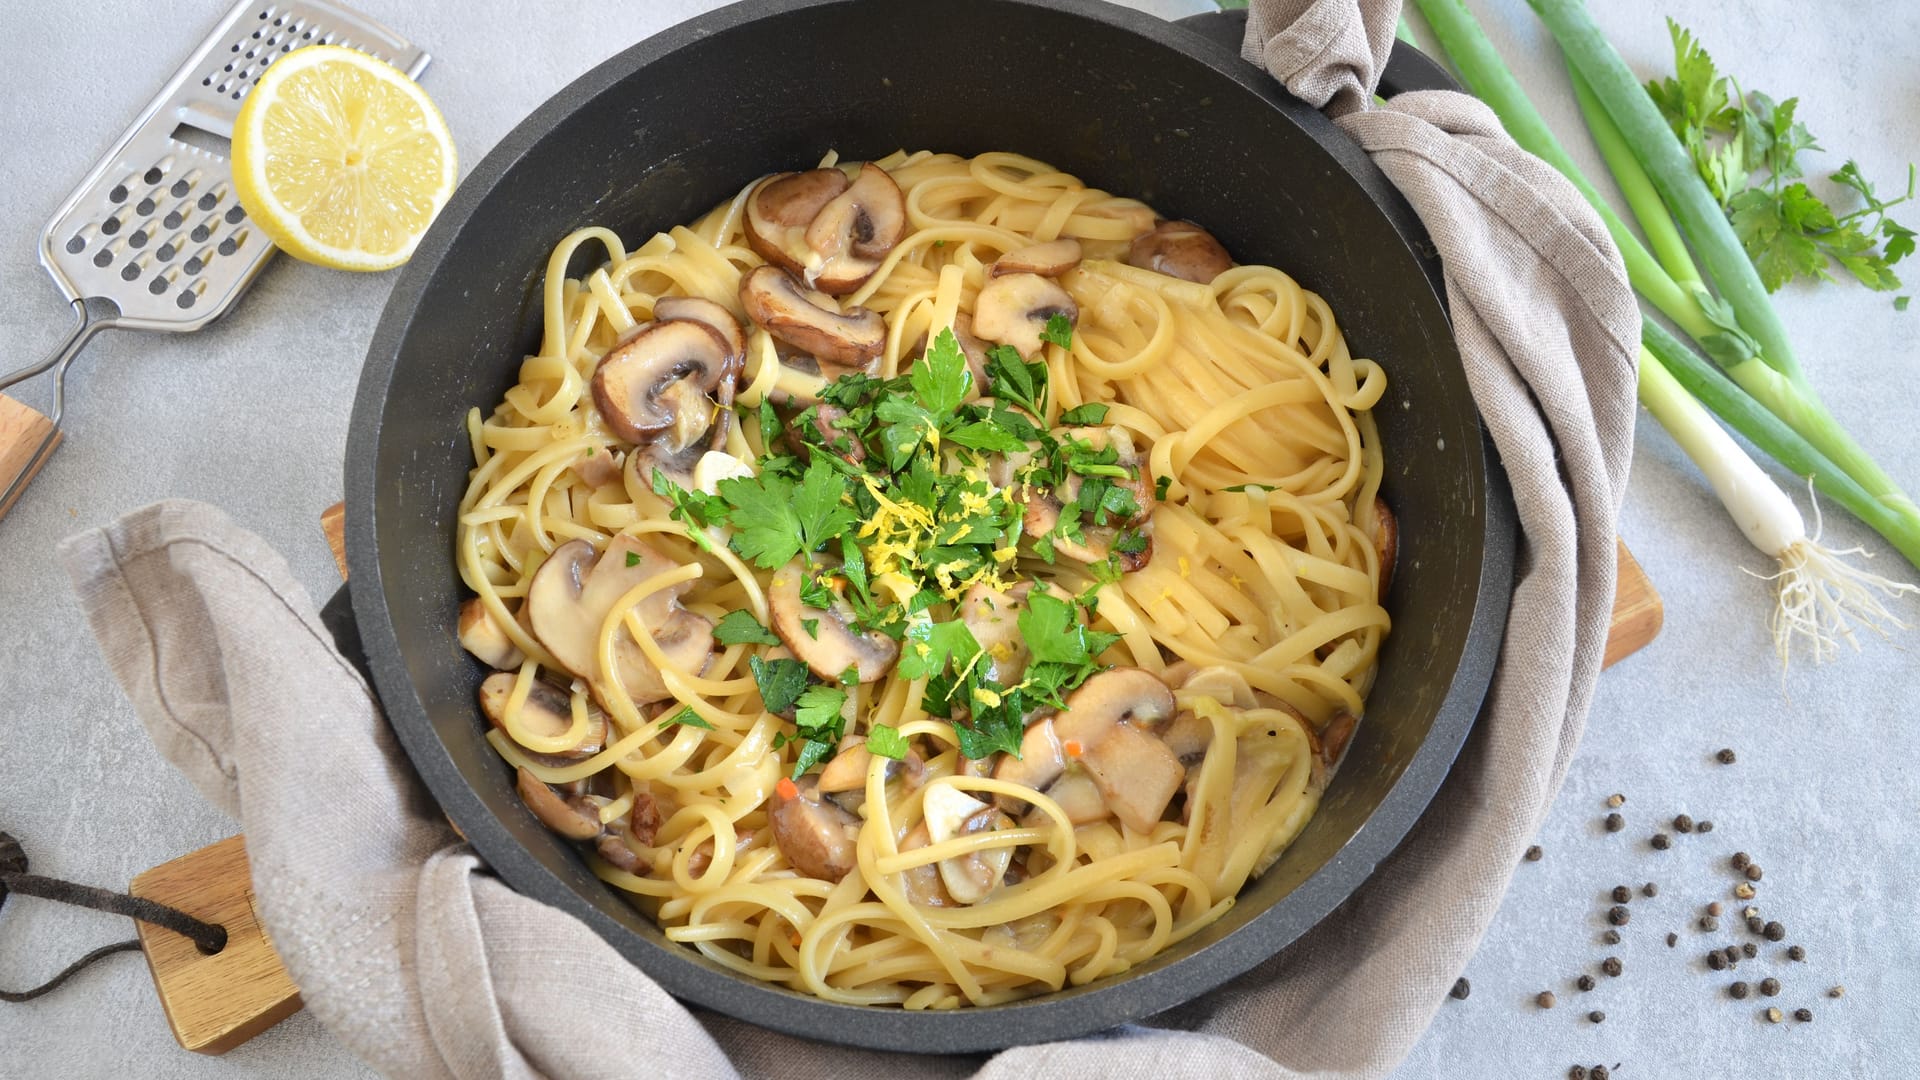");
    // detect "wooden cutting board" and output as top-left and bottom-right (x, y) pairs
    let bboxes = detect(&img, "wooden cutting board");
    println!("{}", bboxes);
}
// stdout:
(142, 502), (1661, 1053)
